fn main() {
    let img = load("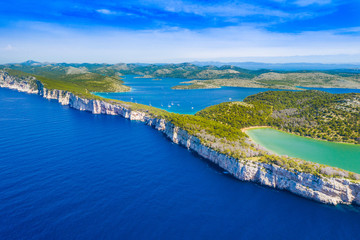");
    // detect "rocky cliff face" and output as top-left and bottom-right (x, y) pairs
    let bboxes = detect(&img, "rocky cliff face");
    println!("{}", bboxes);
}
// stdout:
(1, 71), (360, 206)
(0, 72), (38, 94)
